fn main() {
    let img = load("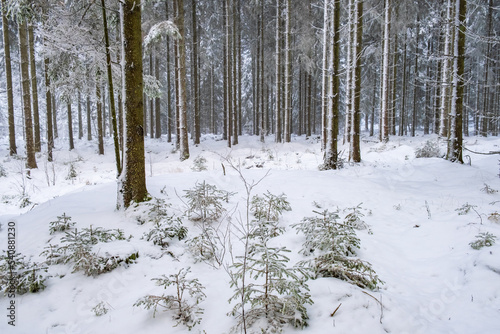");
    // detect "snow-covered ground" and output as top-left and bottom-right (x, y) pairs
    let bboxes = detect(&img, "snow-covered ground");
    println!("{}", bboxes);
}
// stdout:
(0, 133), (499, 334)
